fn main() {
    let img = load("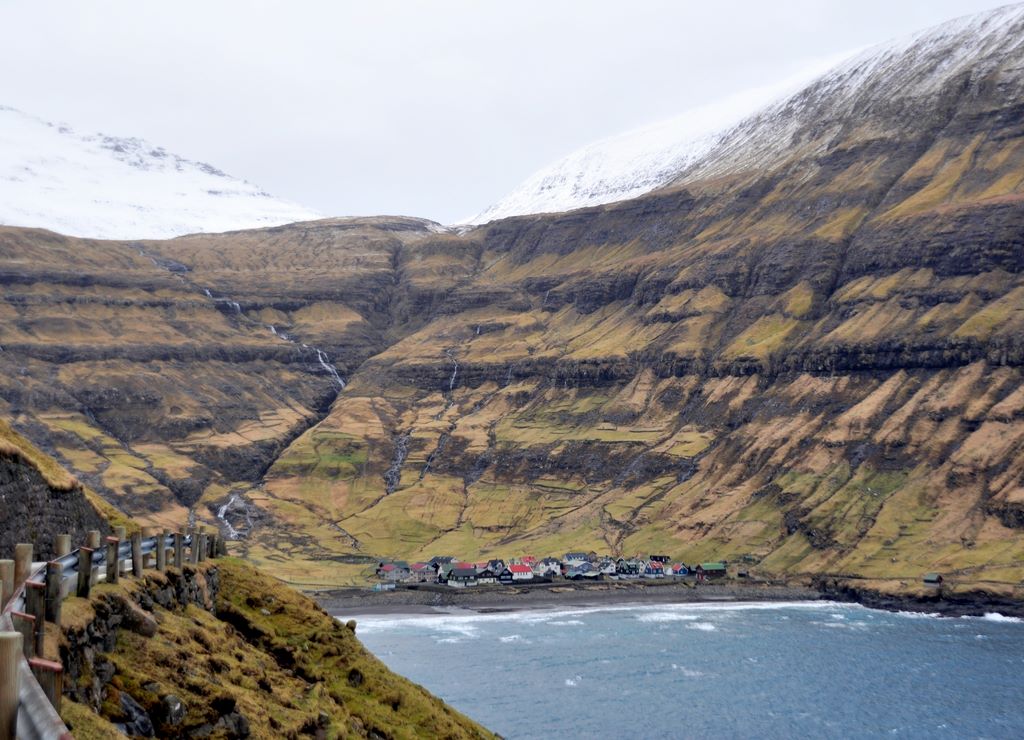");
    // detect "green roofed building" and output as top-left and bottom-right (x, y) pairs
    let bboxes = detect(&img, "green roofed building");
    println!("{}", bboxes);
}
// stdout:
(701, 562), (727, 578)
